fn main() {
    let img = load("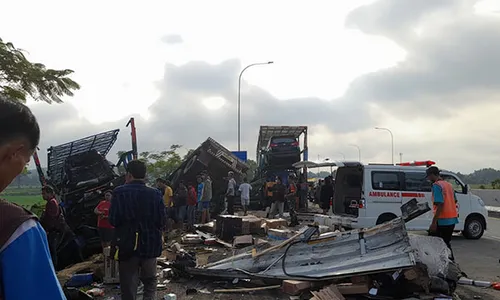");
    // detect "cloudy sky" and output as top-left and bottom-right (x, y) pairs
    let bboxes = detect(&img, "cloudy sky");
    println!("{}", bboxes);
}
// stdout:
(2, 0), (500, 173)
